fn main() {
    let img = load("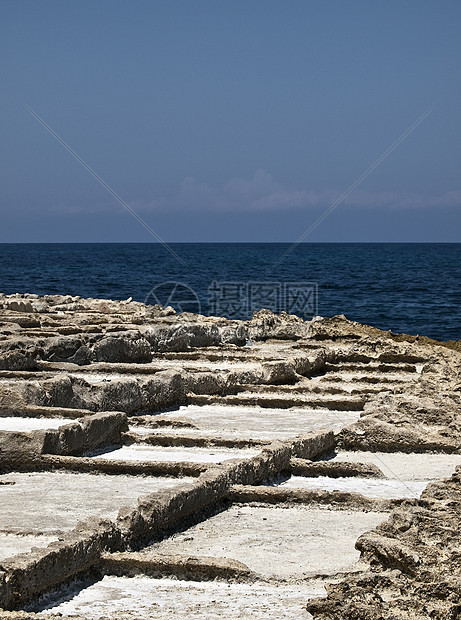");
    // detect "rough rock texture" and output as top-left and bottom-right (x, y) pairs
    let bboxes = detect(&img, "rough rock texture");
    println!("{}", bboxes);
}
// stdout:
(0, 293), (460, 617)
(306, 468), (461, 619)
(339, 388), (461, 454)
(289, 457), (385, 478)
(0, 412), (128, 467)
